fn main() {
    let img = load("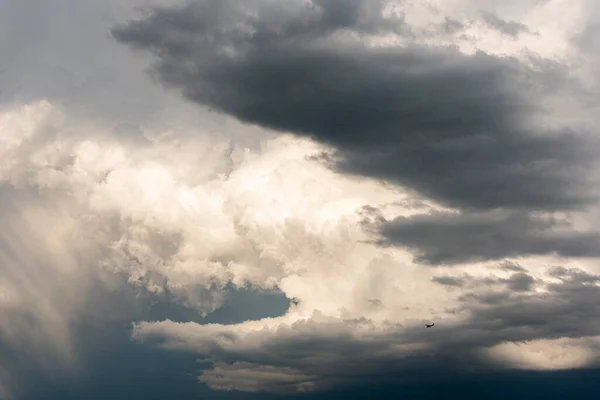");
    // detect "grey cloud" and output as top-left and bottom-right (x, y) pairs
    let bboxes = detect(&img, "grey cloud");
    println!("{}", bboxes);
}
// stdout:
(575, 23), (600, 54)
(135, 266), (600, 394)
(465, 277), (600, 344)
(1, 287), (284, 400)
(504, 272), (535, 292)
(432, 276), (465, 287)
(136, 318), (496, 393)
(0, 249), (292, 399)
(500, 261), (527, 272)
(443, 266), (600, 347)
(0, 170), (292, 398)
(112, 123), (152, 147)
(373, 210), (600, 264)
(195, 270), (600, 391)
(5, 0), (598, 397)
(112, 0), (600, 212)
(548, 266), (600, 284)
(571, 0), (600, 55)
(460, 290), (513, 306)
(440, 17), (466, 34)
(199, 361), (317, 393)
(480, 12), (532, 37)
(113, 0), (405, 51)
